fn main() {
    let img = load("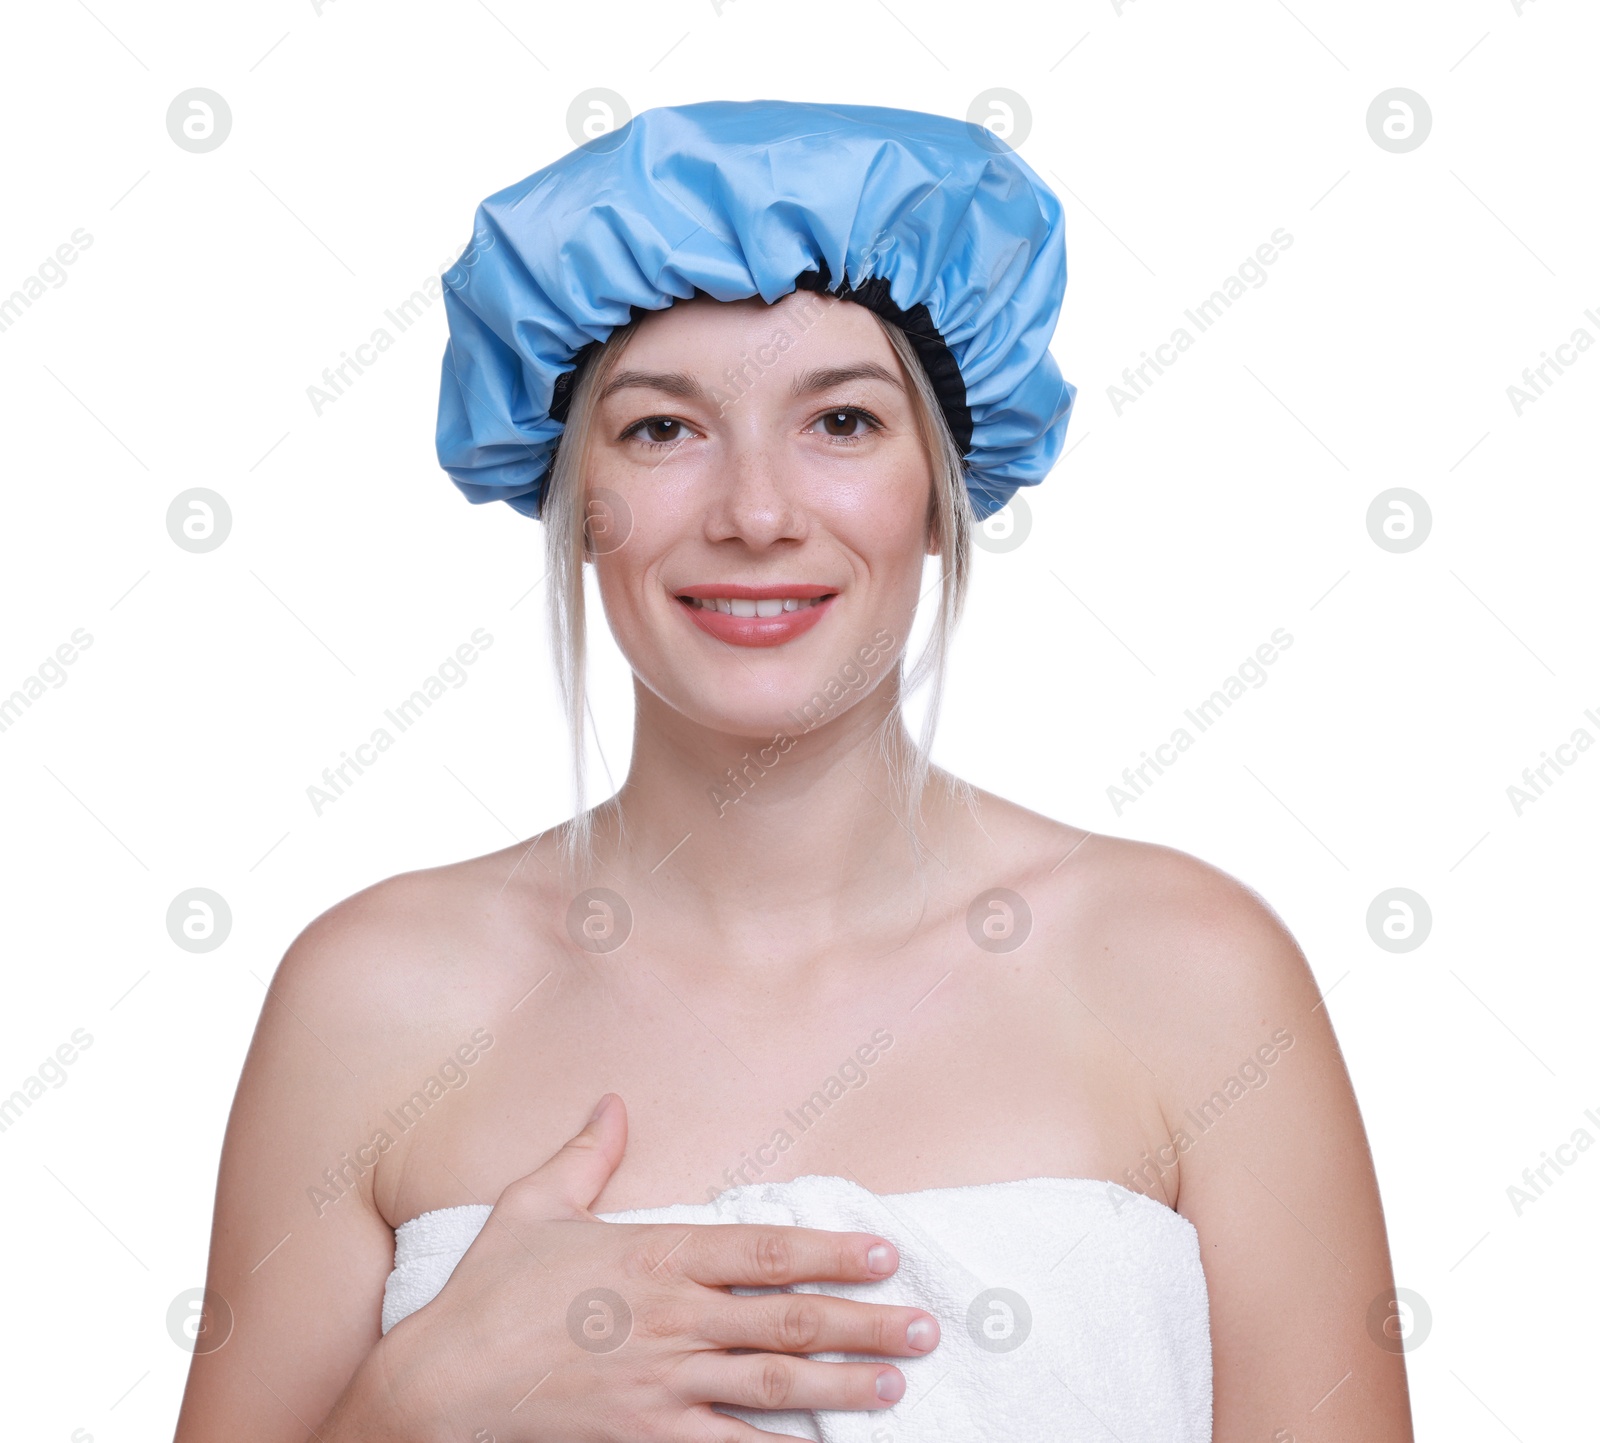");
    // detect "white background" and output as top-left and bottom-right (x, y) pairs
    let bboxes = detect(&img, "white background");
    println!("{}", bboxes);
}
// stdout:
(1, 0), (1594, 1437)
